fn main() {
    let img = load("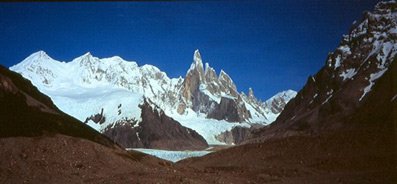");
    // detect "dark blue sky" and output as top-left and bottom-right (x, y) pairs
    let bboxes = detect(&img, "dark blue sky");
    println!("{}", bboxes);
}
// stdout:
(0, 0), (379, 100)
